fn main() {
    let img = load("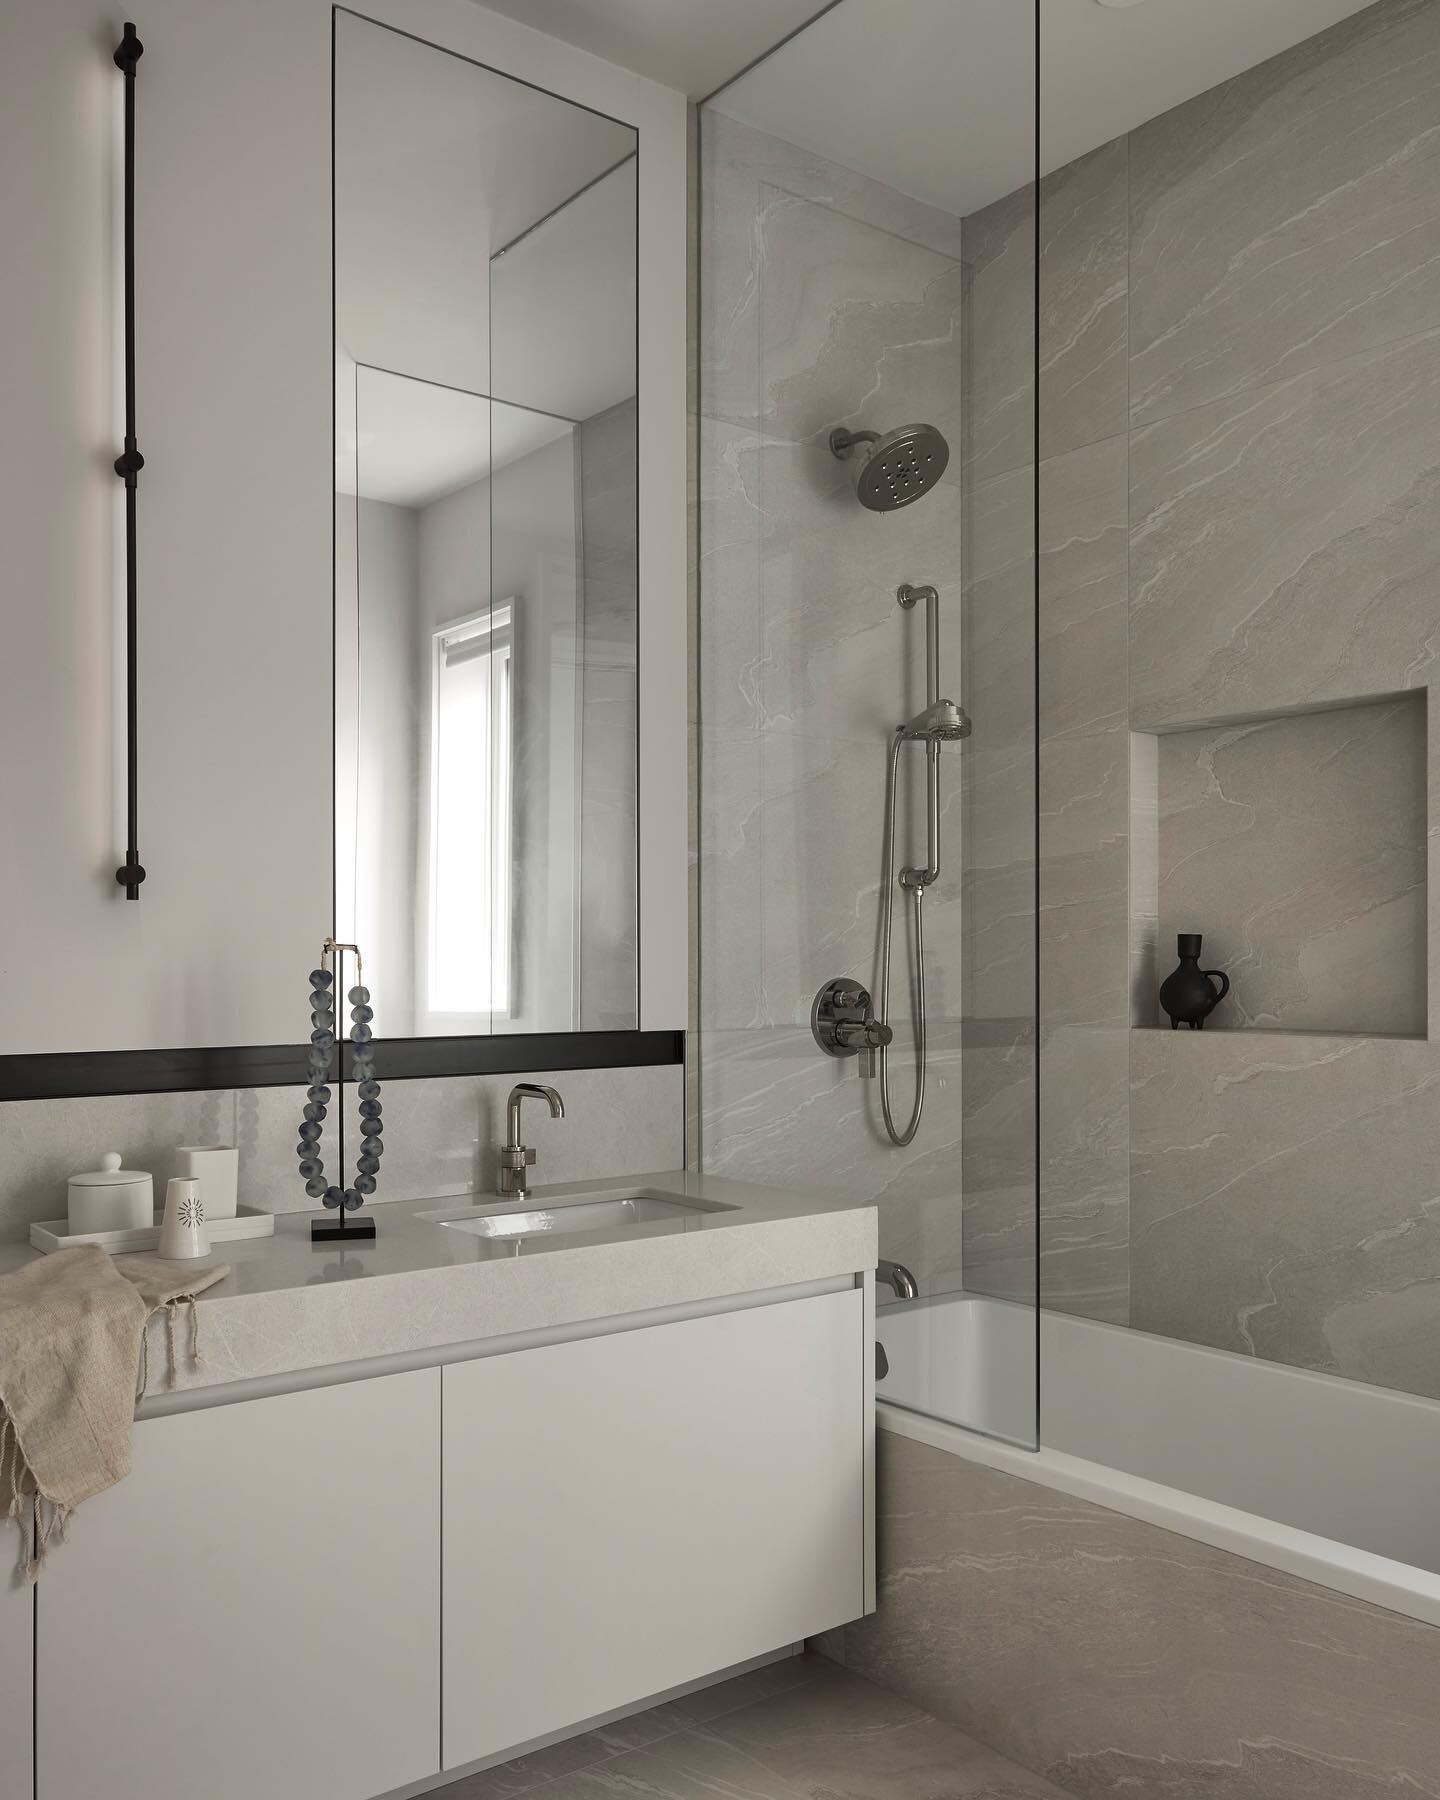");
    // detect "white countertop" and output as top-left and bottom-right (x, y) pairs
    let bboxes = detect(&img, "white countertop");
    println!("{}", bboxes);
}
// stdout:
(3, 1172), (876, 1400)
